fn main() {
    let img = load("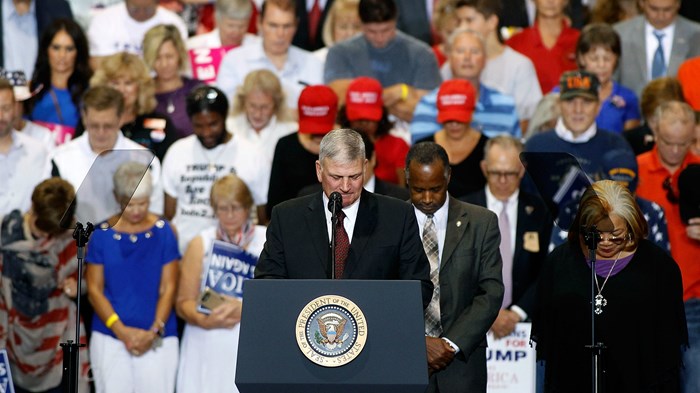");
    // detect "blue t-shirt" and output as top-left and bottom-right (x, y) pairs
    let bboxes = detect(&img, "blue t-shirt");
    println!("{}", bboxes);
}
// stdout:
(29, 86), (80, 128)
(86, 219), (181, 338)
